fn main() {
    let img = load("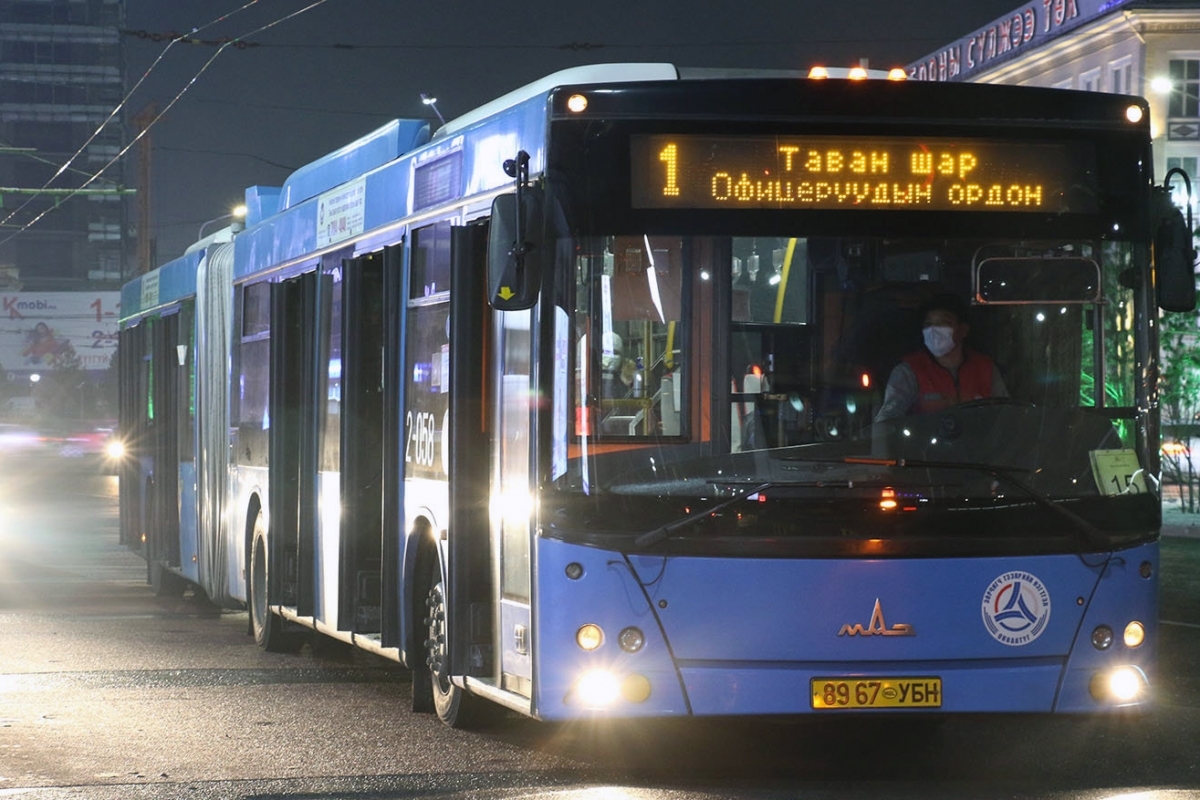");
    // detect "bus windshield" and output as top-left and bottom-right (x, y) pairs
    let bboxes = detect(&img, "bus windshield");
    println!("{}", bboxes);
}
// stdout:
(554, 233), (1157, 551)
